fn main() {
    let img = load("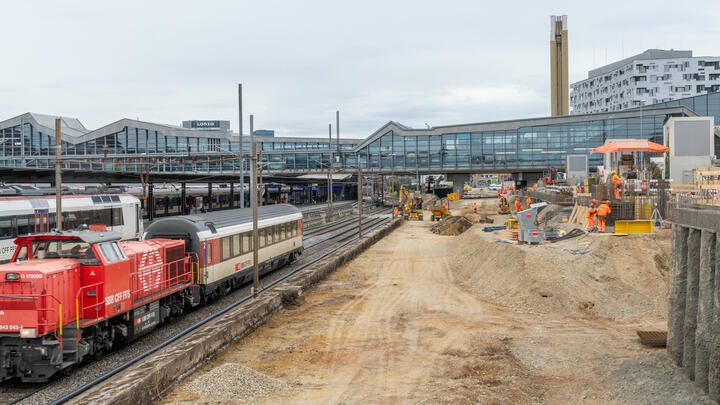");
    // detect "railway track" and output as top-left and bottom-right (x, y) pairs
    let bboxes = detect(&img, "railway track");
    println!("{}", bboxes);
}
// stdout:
(3, 209), (391, 405)
(303, 206), (385, 238)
